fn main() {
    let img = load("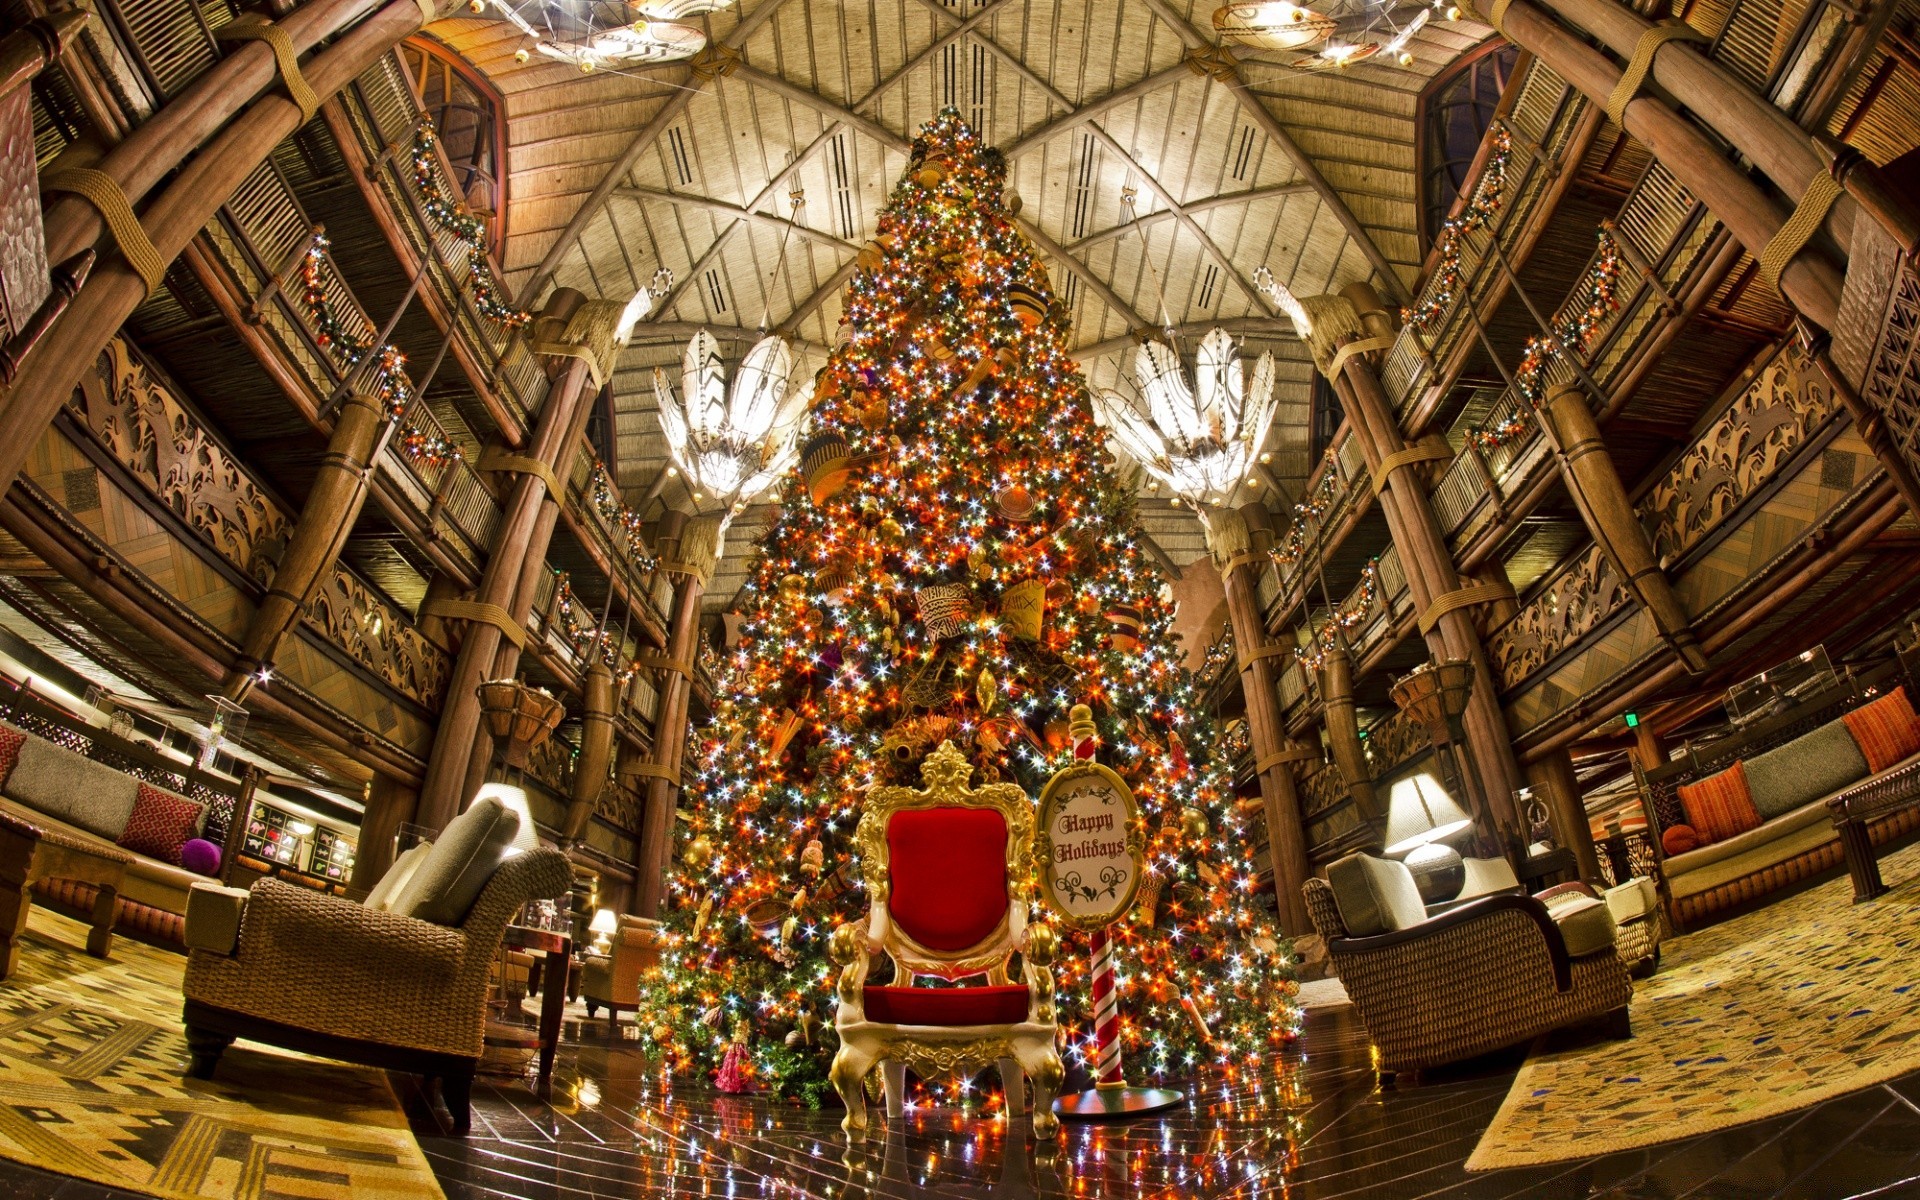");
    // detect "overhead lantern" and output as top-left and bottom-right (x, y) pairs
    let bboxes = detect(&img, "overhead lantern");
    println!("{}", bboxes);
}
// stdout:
(1213, 2), (1339, 50)
(487, 0), (736, 71)
(653, 332), (813, 540)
